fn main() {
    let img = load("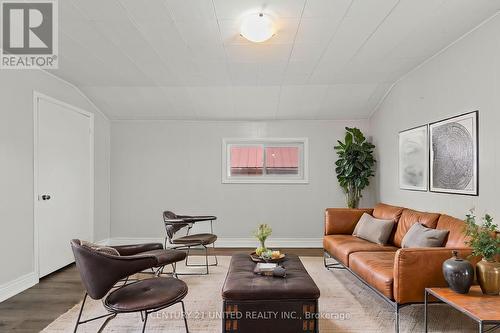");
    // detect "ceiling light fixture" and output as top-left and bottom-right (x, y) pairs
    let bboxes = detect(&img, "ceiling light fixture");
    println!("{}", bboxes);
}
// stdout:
(240, 13), (275, 43)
